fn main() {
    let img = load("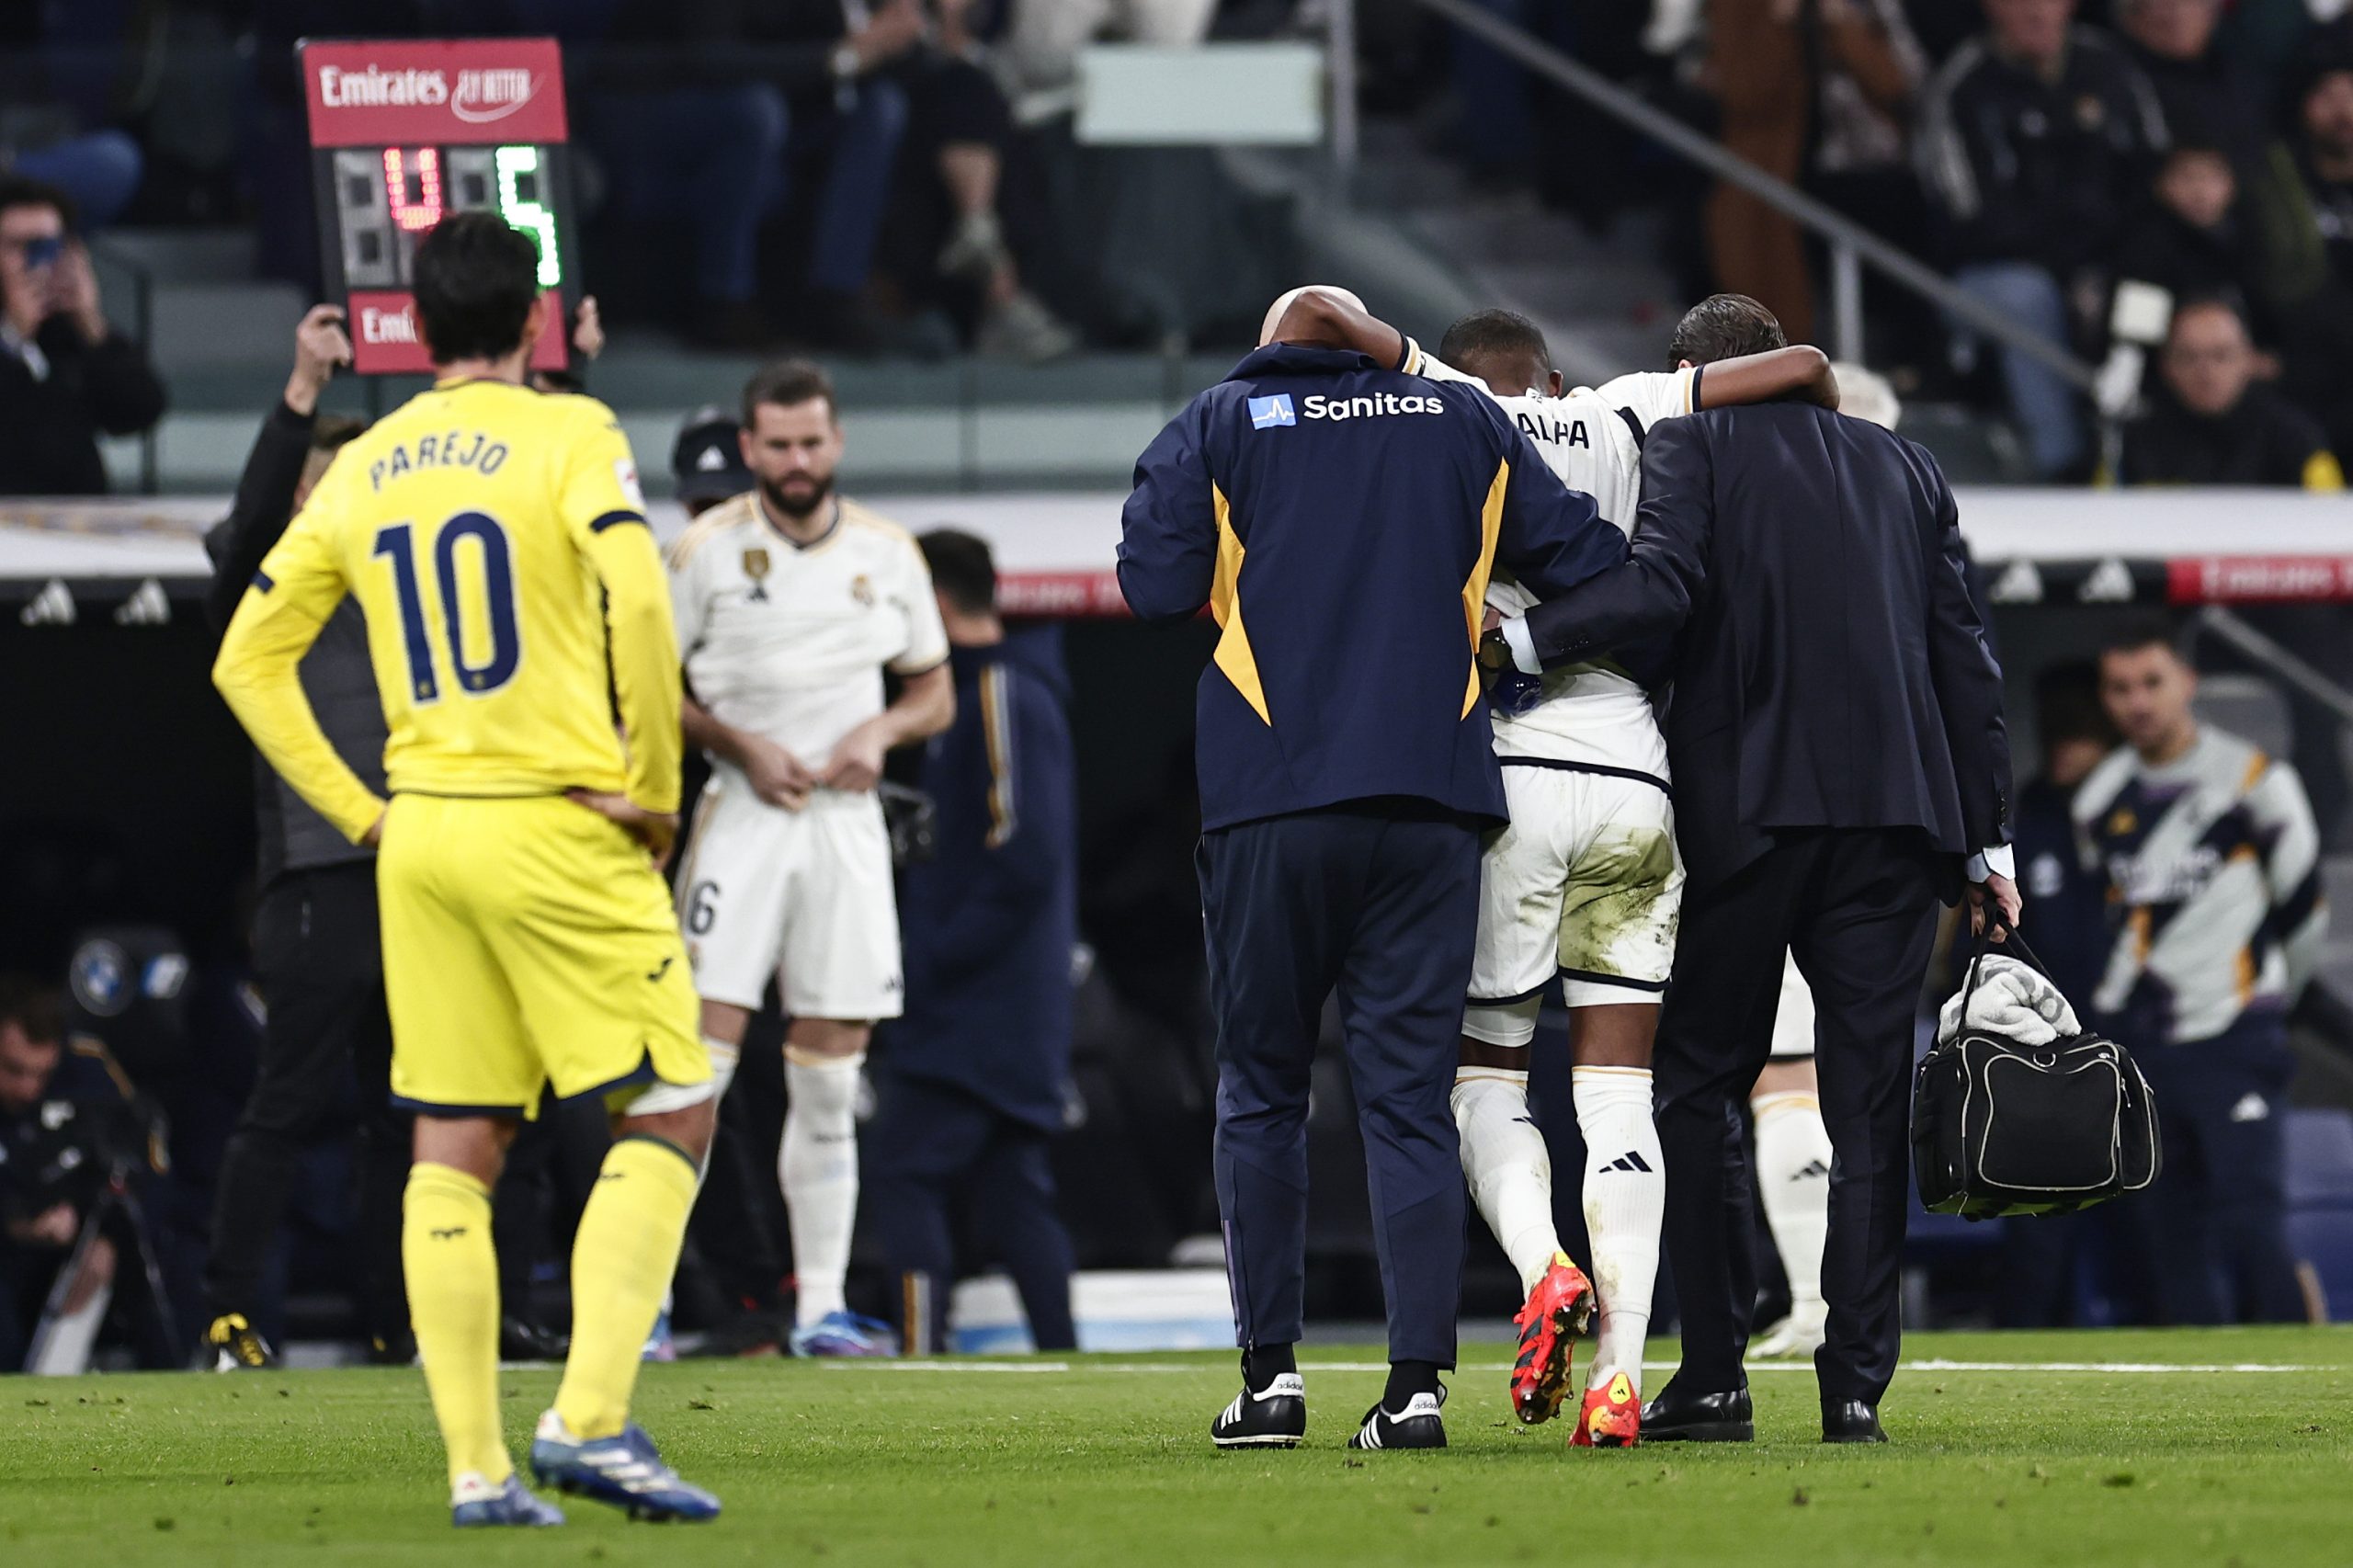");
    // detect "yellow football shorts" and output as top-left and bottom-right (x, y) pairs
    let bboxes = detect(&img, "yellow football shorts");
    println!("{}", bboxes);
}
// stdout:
(377, 793), (709, 1118)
